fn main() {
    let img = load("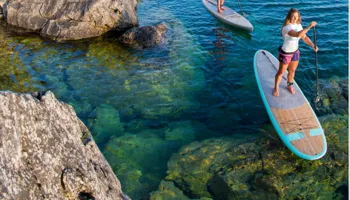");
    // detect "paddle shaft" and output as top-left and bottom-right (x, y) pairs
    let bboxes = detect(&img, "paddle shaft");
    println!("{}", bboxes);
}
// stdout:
(236, 0), (244, 16)
(313, 27), (319, 97)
